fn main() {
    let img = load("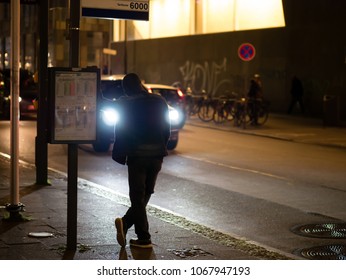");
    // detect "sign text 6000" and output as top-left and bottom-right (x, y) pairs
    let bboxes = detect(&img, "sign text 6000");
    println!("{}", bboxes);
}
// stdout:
(130, 2), (149, 11)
